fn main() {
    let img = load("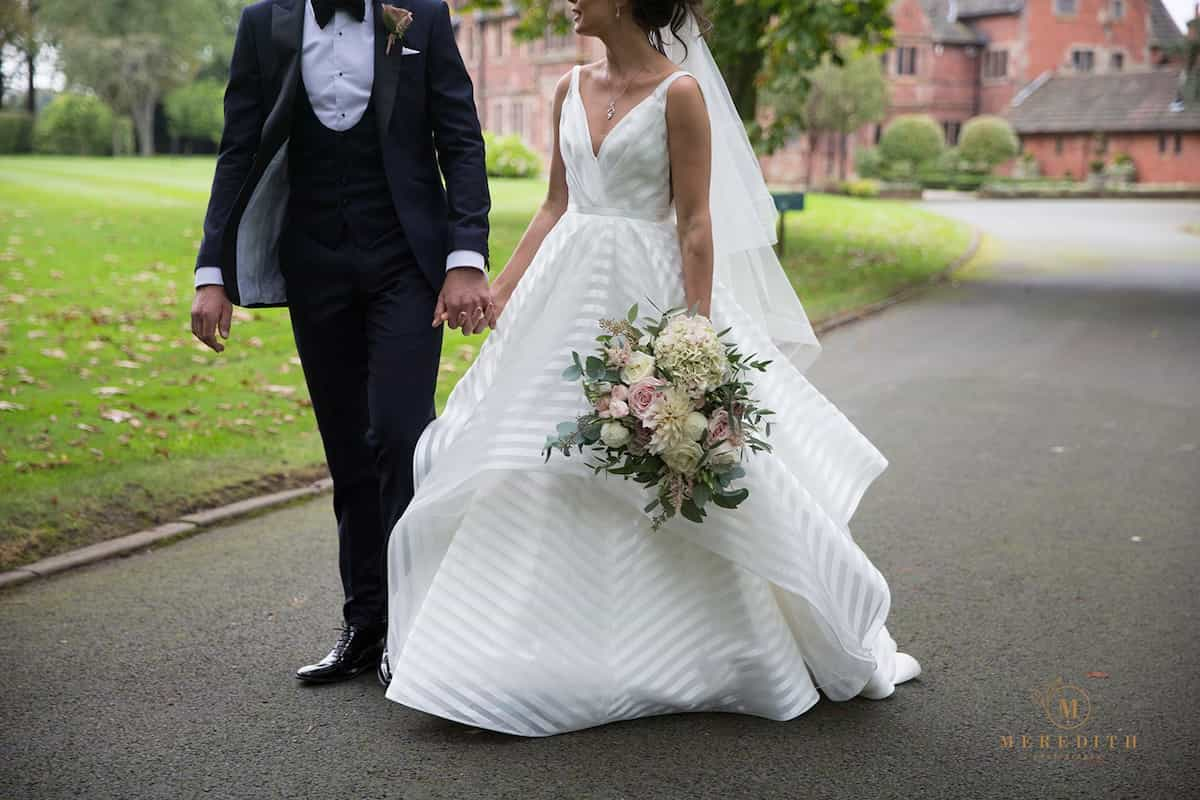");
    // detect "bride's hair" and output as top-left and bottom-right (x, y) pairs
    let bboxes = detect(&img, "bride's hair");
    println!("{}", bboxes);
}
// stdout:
(631, 0), (710, 56)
